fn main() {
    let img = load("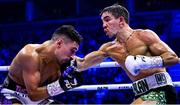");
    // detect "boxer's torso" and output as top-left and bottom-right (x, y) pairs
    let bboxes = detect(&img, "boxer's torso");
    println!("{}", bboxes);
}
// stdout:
(105, 29), (166, 81)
